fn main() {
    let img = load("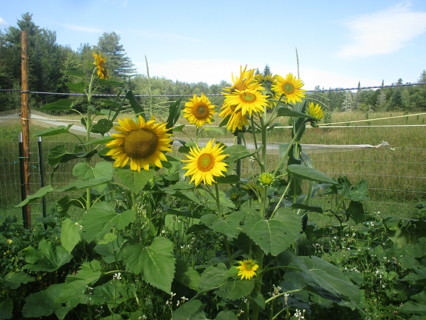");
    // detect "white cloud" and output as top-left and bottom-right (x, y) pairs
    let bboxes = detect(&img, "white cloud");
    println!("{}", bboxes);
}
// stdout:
(337, 2), (426, 59)
(0, 17), (7, 26)
(297, 67), (379, 90)
(61, 23), (103, 33)
(134, 59), (242, 85)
